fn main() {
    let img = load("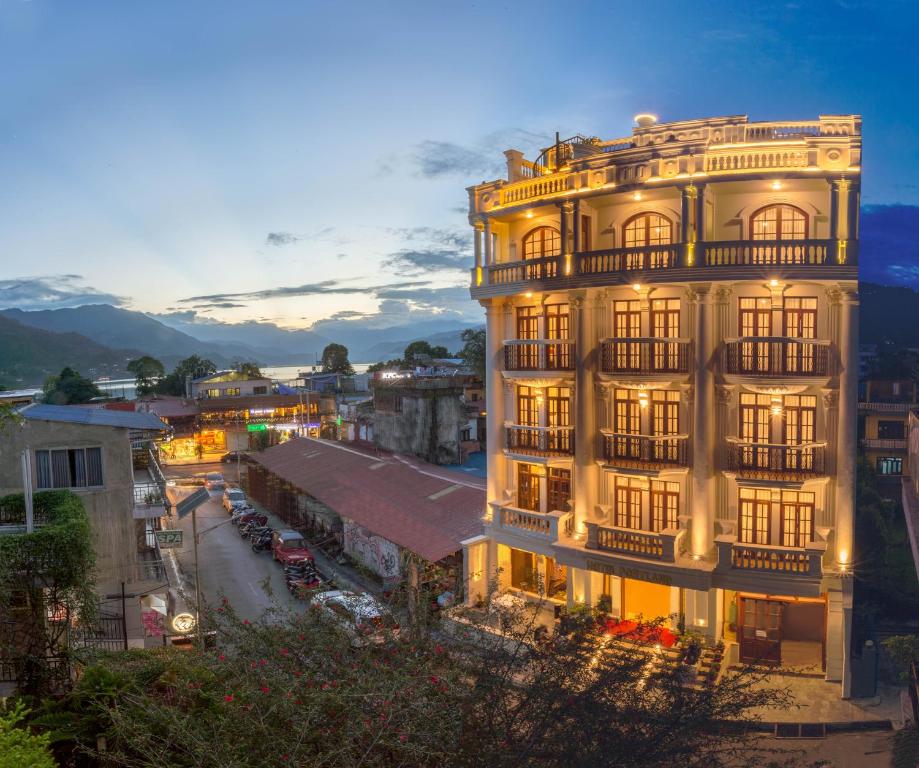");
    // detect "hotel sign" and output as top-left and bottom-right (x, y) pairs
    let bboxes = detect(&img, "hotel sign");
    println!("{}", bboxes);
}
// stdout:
(585, 559), (673, 586)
